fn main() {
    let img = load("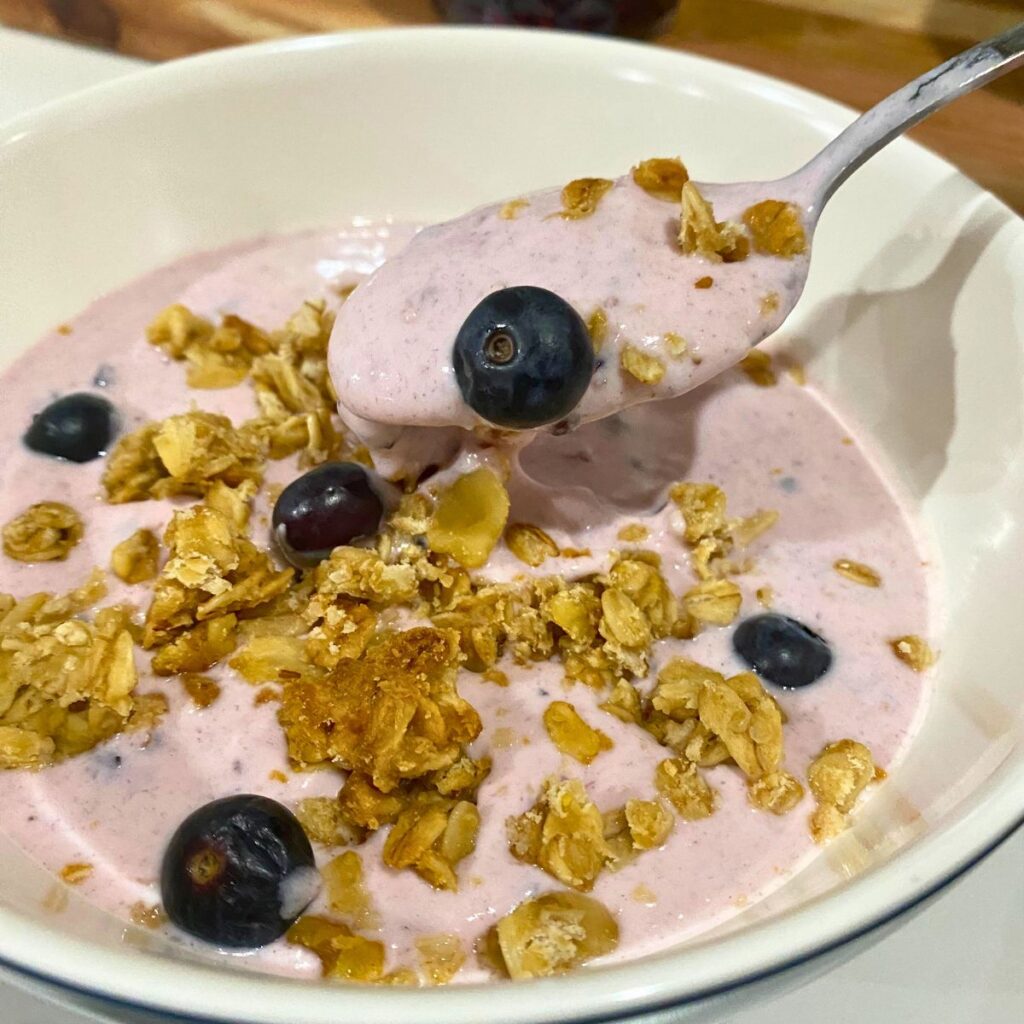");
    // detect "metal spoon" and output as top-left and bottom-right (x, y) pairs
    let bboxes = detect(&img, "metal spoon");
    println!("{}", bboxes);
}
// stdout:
(781, 20), (1024, 221)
